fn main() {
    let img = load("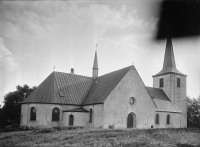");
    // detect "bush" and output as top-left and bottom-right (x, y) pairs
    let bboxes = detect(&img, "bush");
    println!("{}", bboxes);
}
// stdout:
(108, 125), (115, 129)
